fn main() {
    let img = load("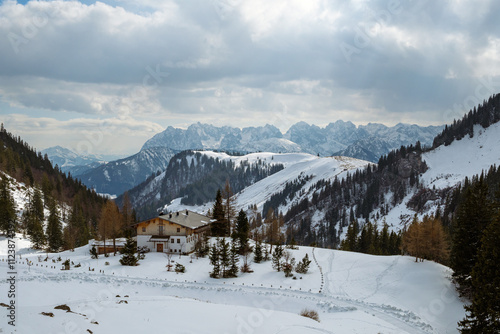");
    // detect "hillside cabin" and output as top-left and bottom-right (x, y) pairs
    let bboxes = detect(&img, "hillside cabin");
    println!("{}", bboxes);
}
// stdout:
(135, 210), (212, 254)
